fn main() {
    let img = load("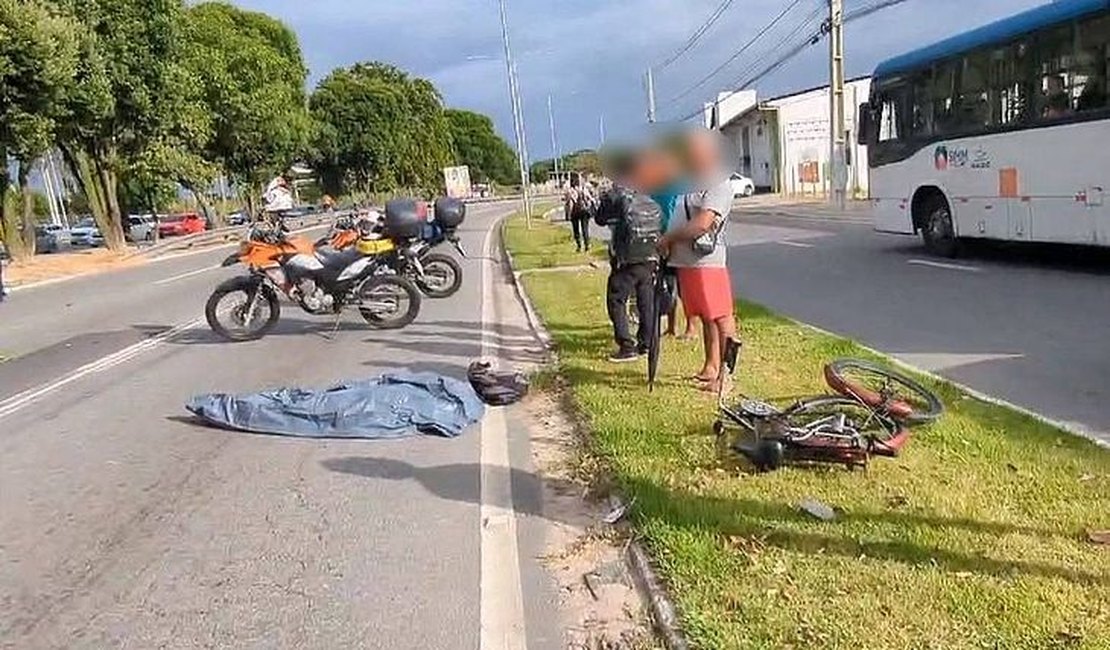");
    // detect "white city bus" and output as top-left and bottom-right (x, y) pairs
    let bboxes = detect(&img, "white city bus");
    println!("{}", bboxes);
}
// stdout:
(857, 0), (1110, 256)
